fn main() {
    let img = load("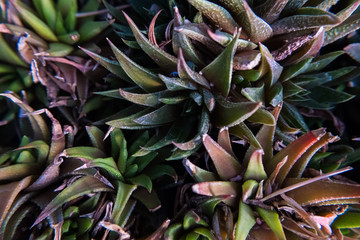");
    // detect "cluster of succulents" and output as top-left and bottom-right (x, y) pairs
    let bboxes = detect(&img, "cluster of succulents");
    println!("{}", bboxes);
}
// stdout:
(1, 0), (360, 239)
